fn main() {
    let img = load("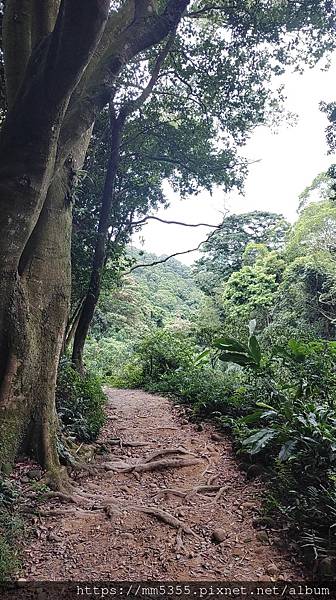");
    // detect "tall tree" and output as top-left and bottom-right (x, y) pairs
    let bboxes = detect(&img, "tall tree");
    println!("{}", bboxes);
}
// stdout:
(195, 211), (289, 294)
